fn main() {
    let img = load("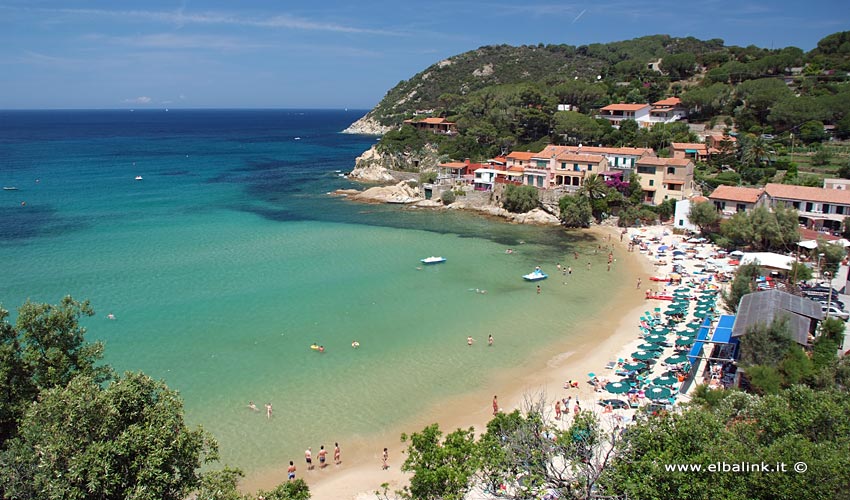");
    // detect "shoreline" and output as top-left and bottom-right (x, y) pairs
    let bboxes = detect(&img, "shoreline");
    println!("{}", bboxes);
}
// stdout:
(241, 225), (655, 498)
